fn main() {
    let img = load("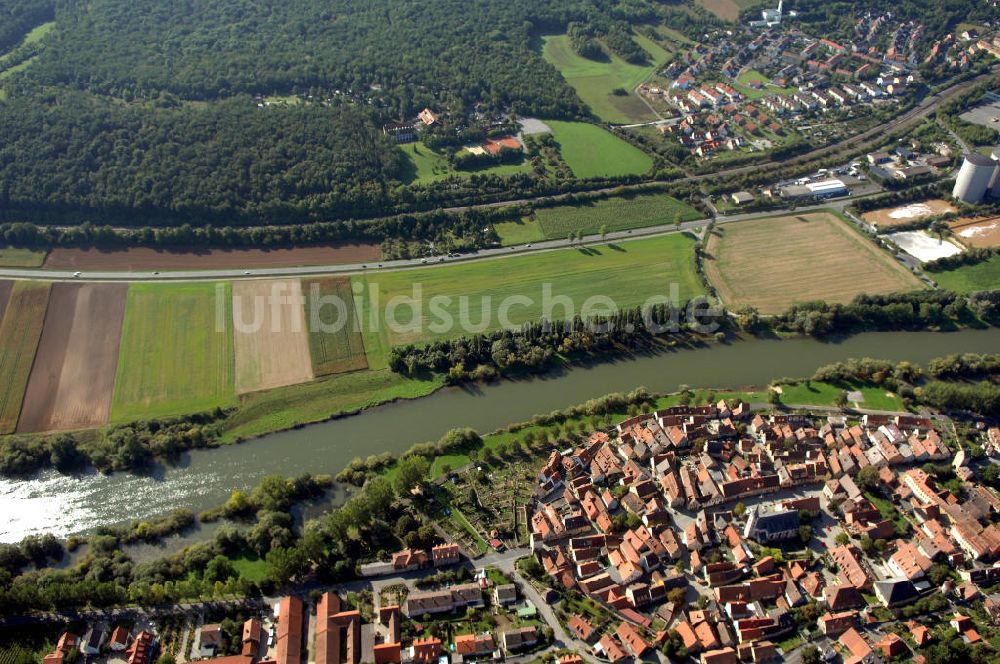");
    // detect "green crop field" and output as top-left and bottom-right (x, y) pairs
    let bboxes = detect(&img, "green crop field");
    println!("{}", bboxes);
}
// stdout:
(398, 141), (532, 184)
(302, 277), (369, 376)
(495, 219), (546, 246)
(0, 247), (46, 268)
(534, 192), (702, 239)
(111, 282), (236, 422)
(548, 120), (653, 178)
(352, 233), (702, 352)
(221, 369), (444, 442)
(541, 33), (668, 124)
(931, 255), (1000, 293)
(0, 282), (50, 433)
